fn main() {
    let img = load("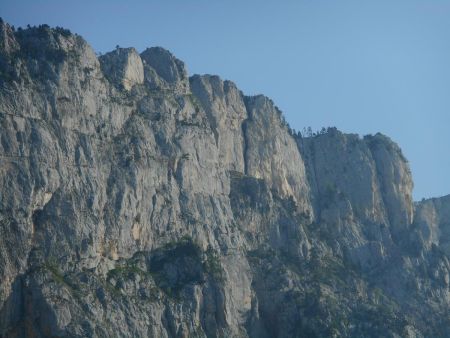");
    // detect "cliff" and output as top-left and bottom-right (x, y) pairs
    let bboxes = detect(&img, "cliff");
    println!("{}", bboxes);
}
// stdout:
(0, 21), (449, 337)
